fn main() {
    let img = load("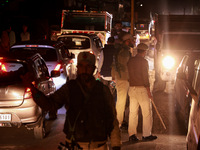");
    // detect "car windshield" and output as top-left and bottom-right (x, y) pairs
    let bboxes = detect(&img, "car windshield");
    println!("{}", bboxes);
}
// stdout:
(162, 34), (200, 50)
(0, 62), (27, 84)
(58, 37), (90, 50)
(10, 48), (58, 61)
